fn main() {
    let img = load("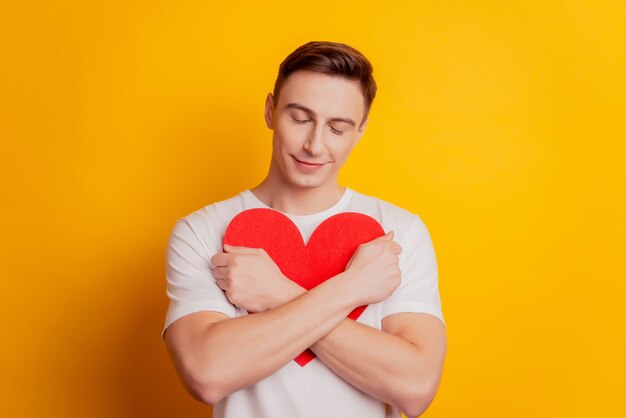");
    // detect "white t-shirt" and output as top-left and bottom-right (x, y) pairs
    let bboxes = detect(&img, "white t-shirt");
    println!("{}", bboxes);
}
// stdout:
(163, 187), (445, 418)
